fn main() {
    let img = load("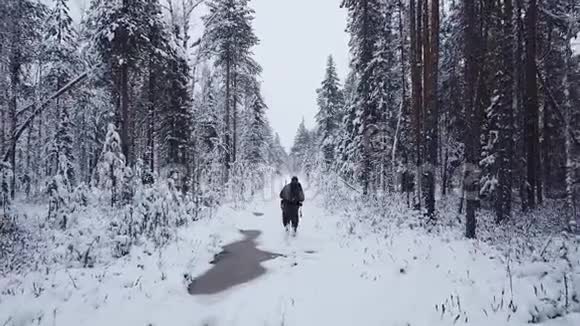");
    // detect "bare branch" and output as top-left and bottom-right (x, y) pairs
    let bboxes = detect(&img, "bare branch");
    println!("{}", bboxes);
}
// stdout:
(3, 66), (97, 162)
